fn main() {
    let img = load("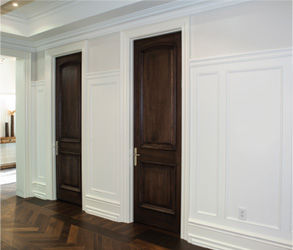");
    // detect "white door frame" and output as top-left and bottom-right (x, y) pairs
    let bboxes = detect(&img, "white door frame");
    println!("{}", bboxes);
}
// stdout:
(120, 17), (190, 239)
(45, 41), (88, 205)
(1, 48), (32, 198)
